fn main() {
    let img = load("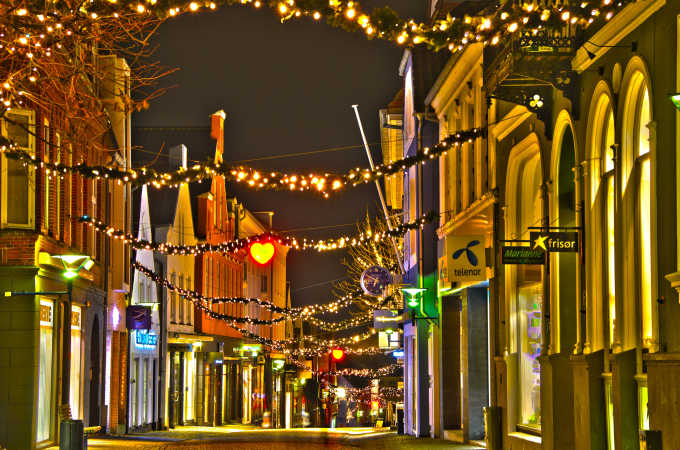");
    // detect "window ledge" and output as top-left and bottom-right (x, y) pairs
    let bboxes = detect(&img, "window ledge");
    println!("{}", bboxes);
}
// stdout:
(509, 431), (542, 445)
